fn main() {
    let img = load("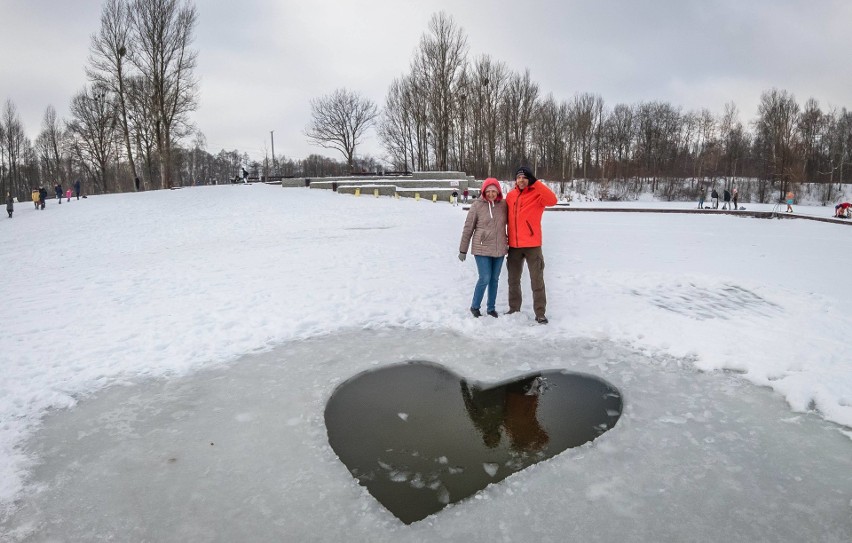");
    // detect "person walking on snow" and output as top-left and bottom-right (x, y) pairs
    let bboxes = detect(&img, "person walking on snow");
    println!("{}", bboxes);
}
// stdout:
(459, 178), (508, 318)
(506, 166), (558, 324)
(732, 187), (739, 210)
(711, 188), (719, 209)
(698, 188), (705, 209)
(54, 182), (63, 204)
(785, 191), (795, 213)
(38, 186), (47, 209)
(722, 188), (731, 210)
(6, 192), (13, 218)
(74, 179), (81, 200)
